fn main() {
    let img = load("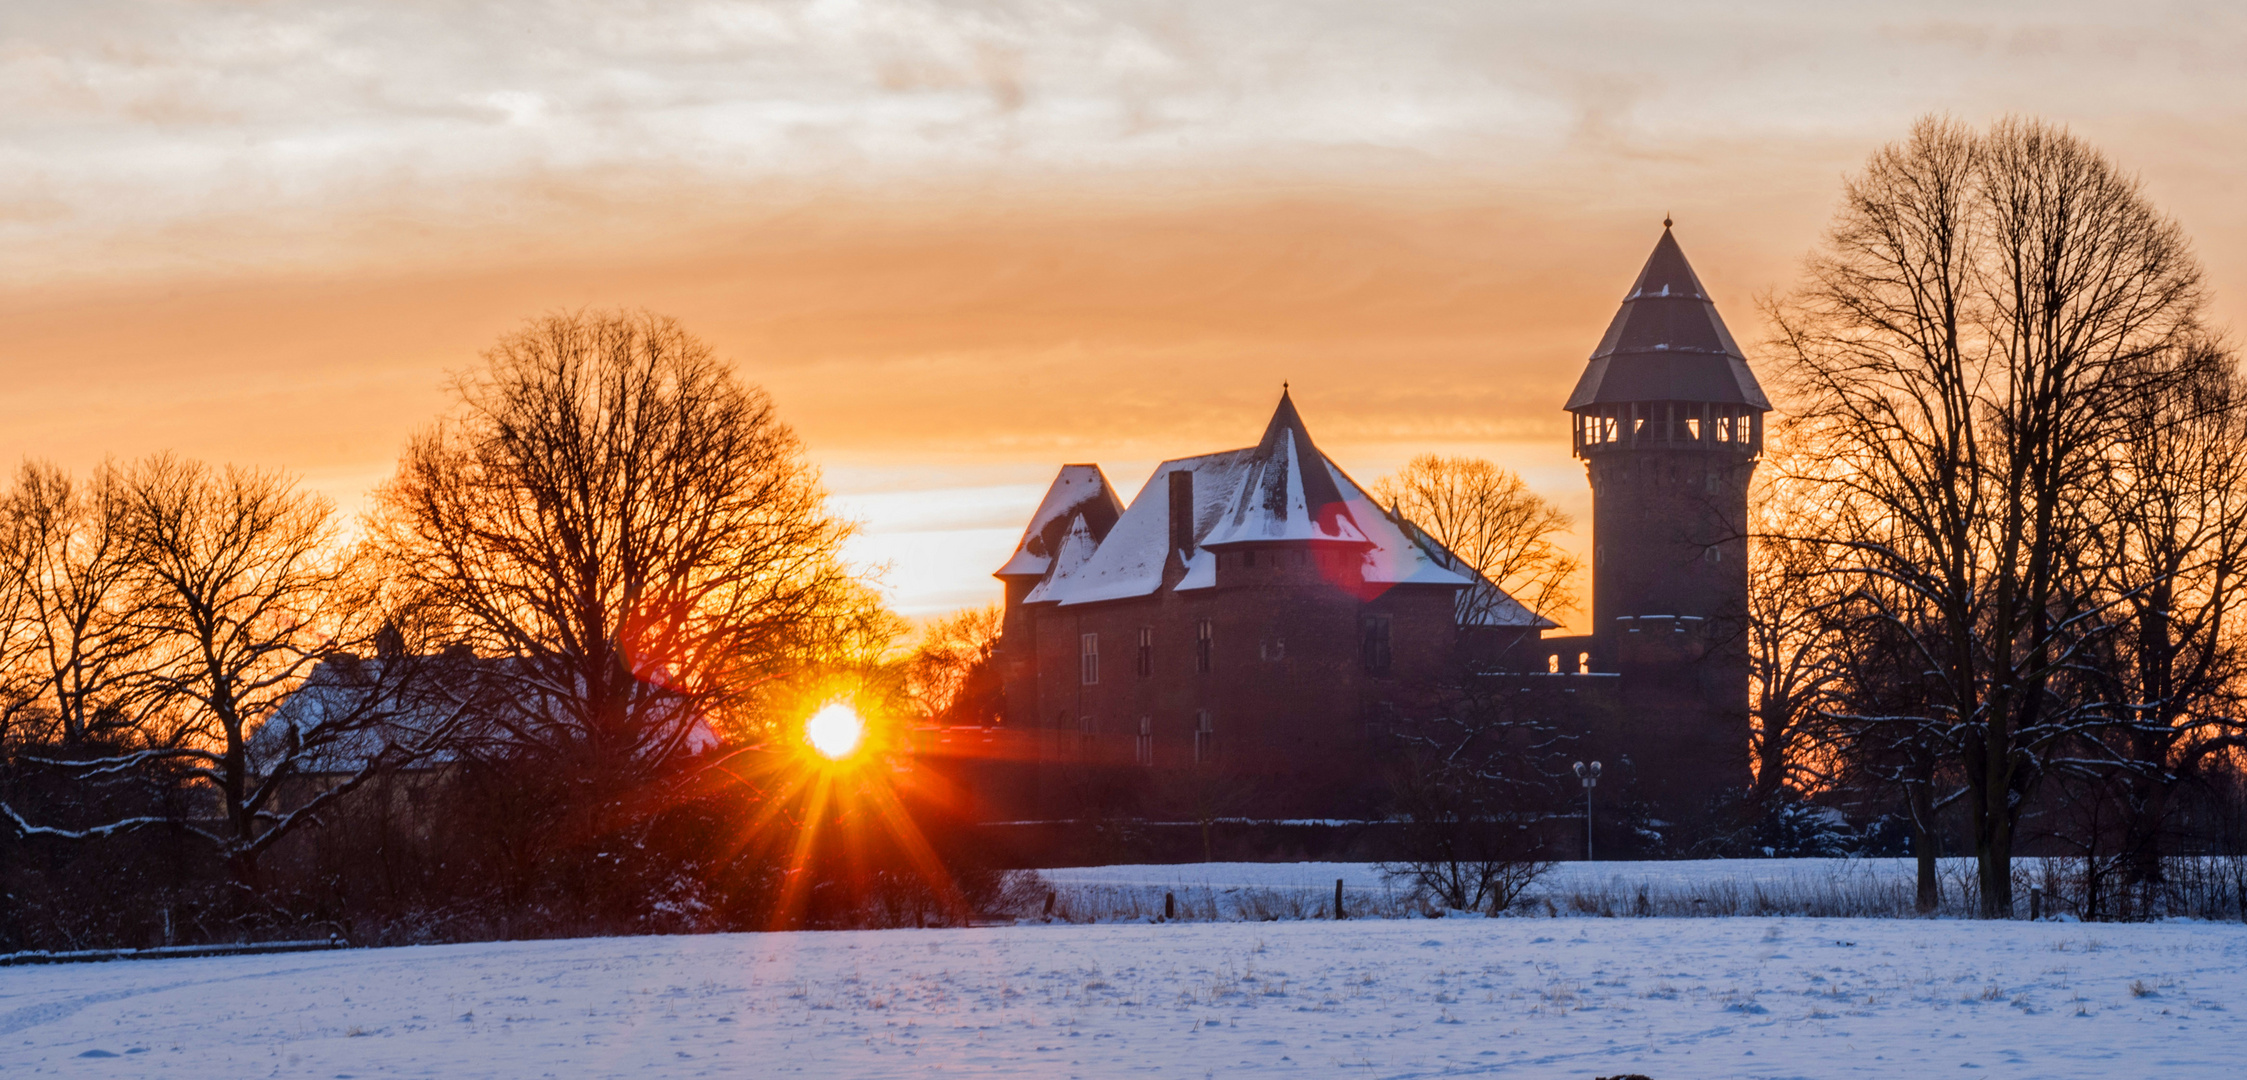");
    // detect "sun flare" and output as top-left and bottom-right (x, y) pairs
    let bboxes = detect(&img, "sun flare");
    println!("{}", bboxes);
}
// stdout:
(804, 703), (866, 761)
